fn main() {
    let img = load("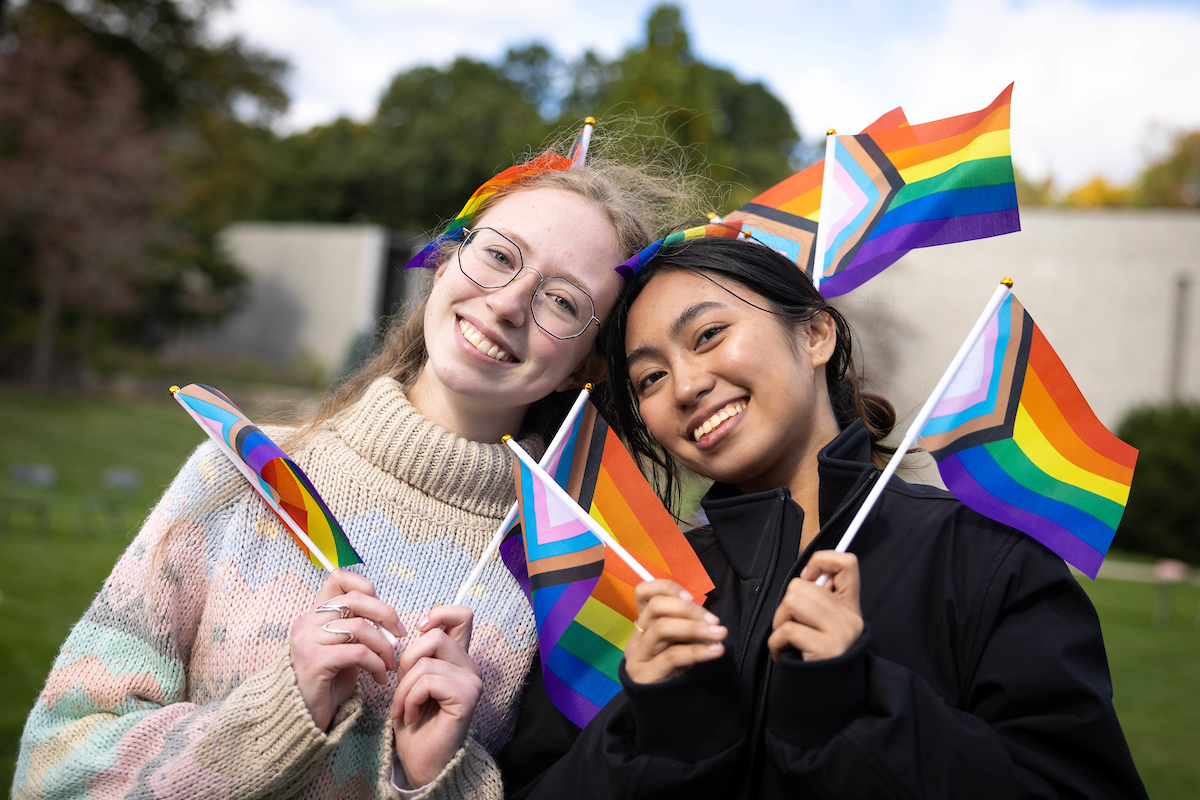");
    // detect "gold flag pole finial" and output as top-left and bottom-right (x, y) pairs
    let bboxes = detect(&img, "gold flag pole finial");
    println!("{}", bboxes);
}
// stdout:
(1001, 277), (1014, 288)
(583, 383), (594, 393)
(501, 434), (513, 444)
(169, 385), (180, 395)
(826, 128), (837, 136)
